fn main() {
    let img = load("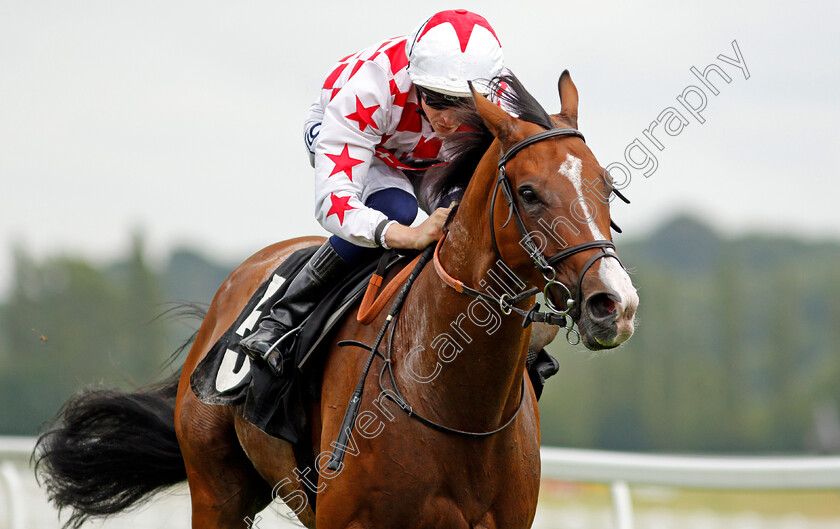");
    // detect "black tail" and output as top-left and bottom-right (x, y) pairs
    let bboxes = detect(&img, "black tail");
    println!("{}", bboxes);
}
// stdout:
(34, 372), (187, 529)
